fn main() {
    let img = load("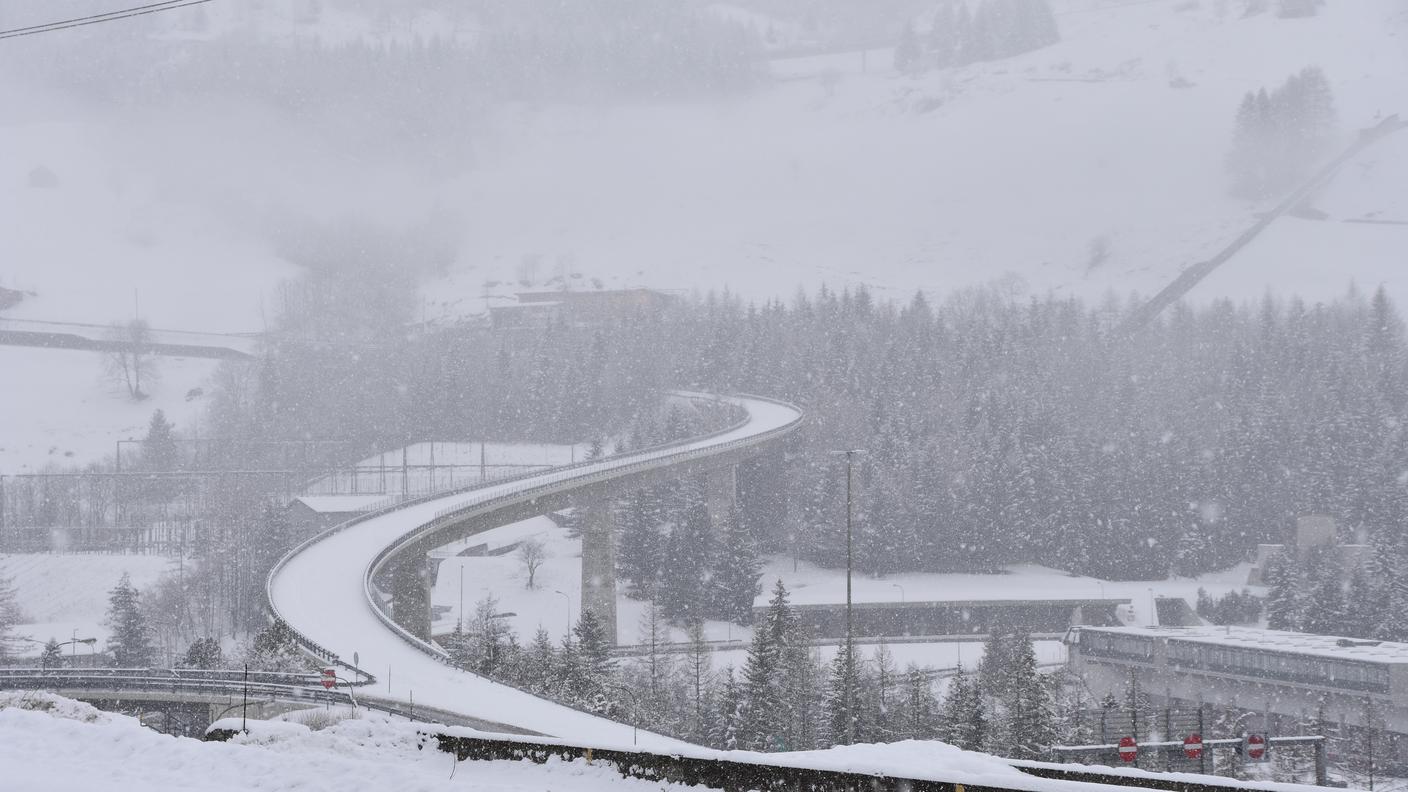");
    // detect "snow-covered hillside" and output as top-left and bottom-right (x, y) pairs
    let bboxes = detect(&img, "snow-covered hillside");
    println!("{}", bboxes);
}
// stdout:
(428, 0), (1407, 312)
(3, 0), (1404, 472)
(0, 552), (172, 654)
